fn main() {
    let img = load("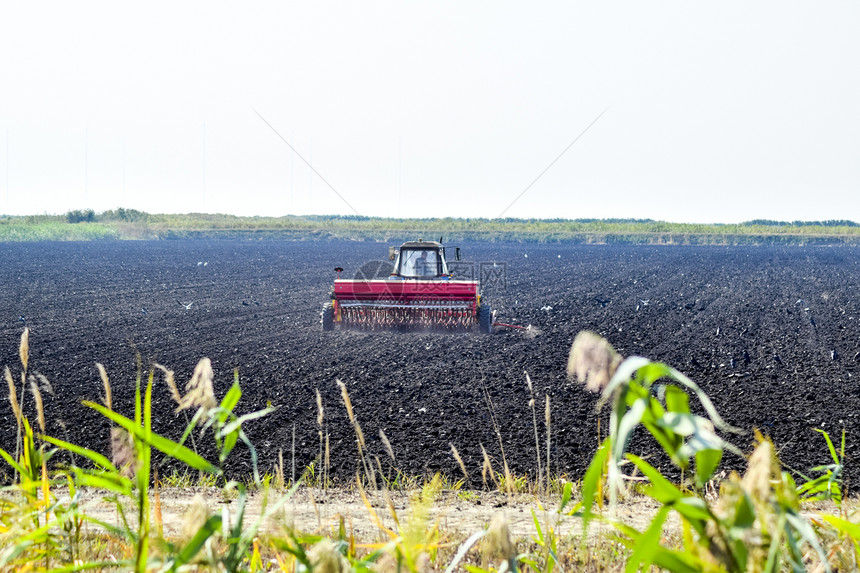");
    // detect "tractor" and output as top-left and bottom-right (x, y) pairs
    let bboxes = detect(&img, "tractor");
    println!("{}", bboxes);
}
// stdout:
(321, 239), (492, 333)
